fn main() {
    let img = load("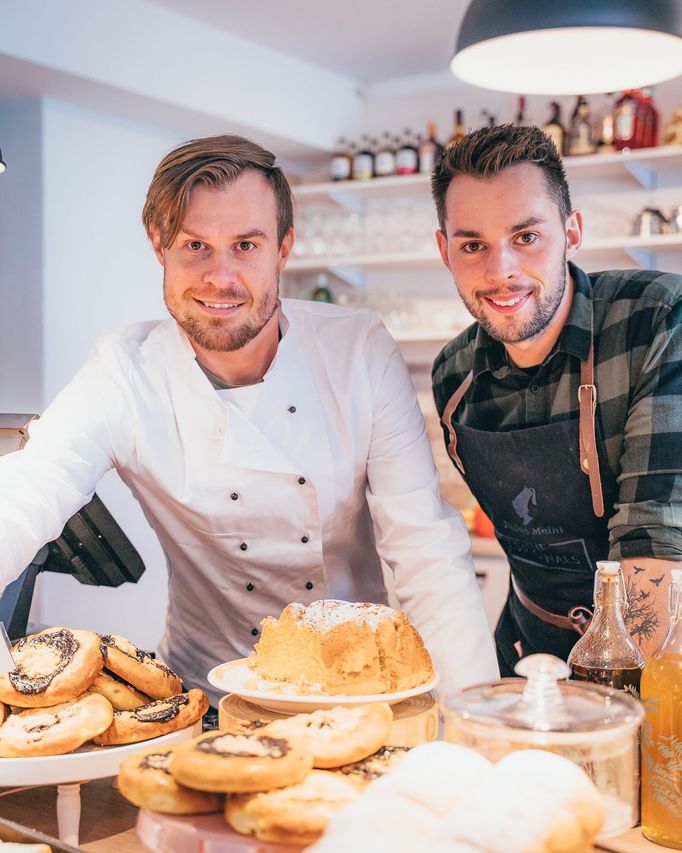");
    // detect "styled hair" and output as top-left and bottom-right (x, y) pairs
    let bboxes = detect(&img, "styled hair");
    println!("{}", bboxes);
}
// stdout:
(431, 124), (572, 231)
(142, 135), (293, 247)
